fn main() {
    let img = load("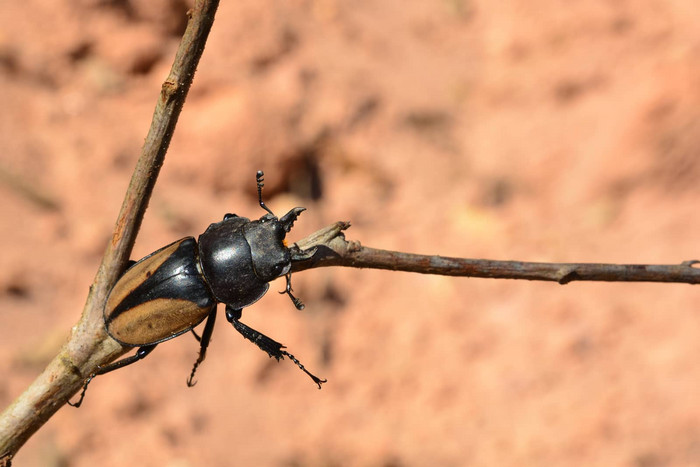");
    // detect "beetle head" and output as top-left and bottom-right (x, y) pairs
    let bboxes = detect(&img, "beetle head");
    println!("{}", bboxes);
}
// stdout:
(244, 207), (305, 282)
